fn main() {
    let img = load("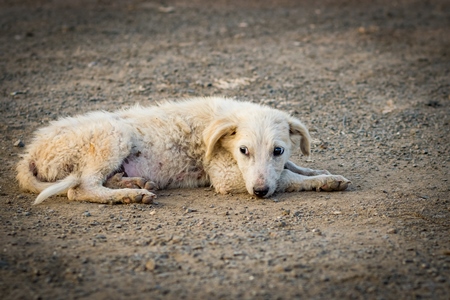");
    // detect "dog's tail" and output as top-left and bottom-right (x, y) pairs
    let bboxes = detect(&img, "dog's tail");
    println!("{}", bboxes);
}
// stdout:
(16, 159), (80, 205)
(33, 174), (79, 205)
